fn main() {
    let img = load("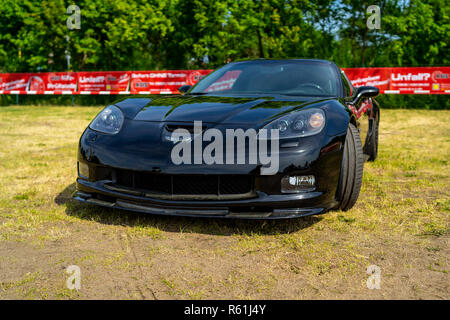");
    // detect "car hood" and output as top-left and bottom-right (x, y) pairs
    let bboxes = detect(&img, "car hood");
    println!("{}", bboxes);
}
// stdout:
(119, 94), (331, 125)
